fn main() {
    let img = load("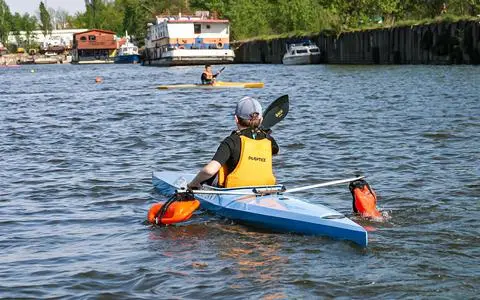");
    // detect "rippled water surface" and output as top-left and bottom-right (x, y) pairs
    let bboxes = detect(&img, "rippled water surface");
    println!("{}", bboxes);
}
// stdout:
(1, 64), (479, 298)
